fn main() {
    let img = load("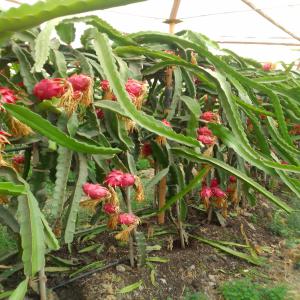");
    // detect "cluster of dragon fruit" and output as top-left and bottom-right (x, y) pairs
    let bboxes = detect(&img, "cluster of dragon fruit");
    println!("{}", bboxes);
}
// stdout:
(1, 59), (298, 237)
